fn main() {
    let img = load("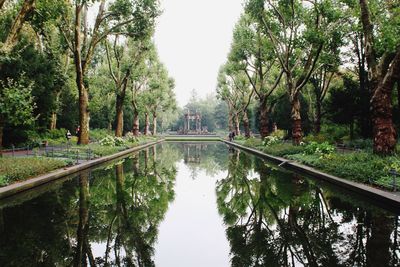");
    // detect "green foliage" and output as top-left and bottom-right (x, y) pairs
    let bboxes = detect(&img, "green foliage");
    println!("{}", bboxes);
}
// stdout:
(303, 142), (335, 156)
(262, 136), (281, 147)
(99, 135), (126, 147)
(0, 157), (67, 186)
(242, 137), (263, 147)
(262, 143), (306, 157)
(0, 76), (36, 126)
